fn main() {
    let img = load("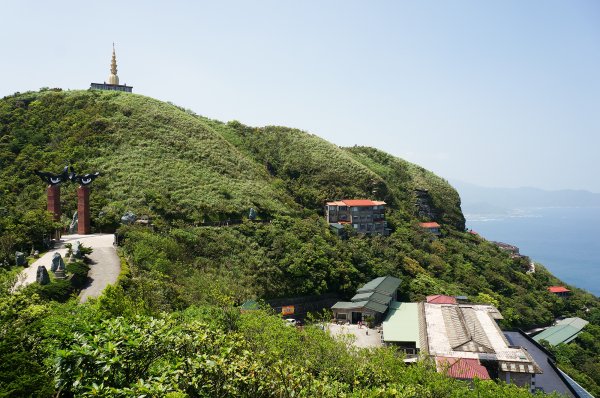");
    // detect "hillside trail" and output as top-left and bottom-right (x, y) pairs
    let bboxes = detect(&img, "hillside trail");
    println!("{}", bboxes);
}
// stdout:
(12, 233), (120, 303)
